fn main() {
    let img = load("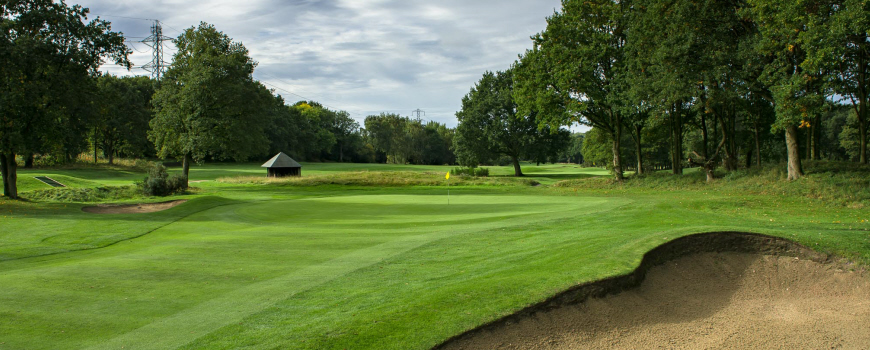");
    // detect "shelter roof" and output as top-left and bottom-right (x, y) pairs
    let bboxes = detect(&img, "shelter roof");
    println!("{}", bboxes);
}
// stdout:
(261, 152), (302, 168)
